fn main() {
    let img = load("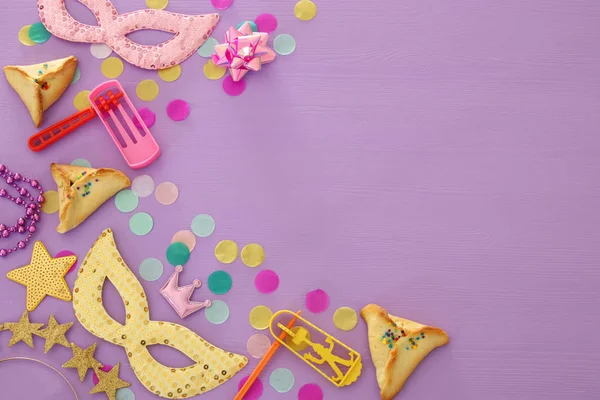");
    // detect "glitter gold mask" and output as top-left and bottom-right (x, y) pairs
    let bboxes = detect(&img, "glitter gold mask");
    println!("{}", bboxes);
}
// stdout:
(72, 229), (247, 399)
